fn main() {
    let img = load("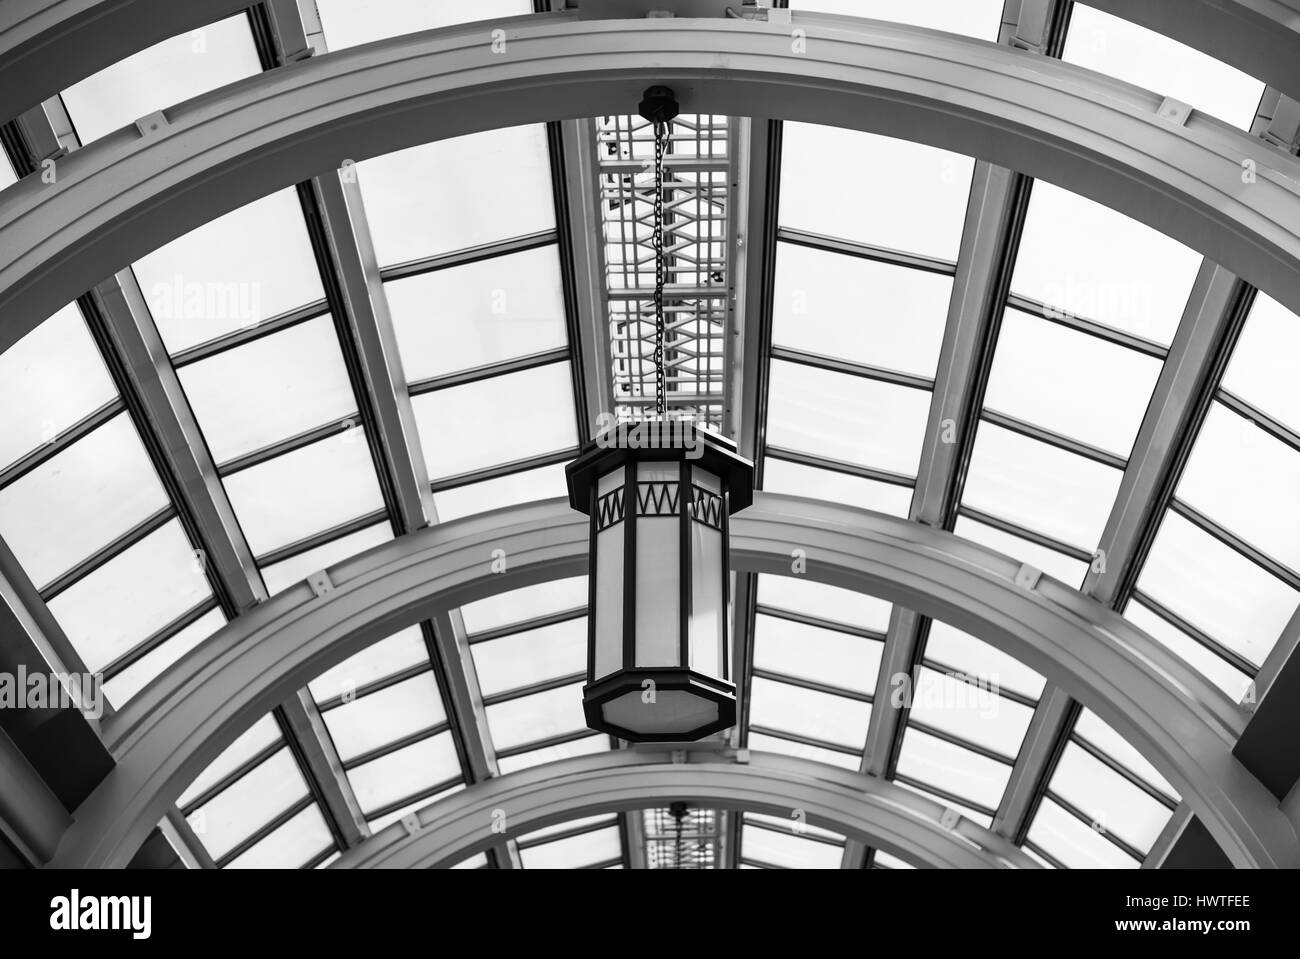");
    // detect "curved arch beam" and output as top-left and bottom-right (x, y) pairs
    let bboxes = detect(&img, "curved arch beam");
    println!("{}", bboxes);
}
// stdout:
(0, 0), (249, 125)
(5, 12), (1300, 354)
(332, 749), (1038, 869)
(46, 494), (1297, 869)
